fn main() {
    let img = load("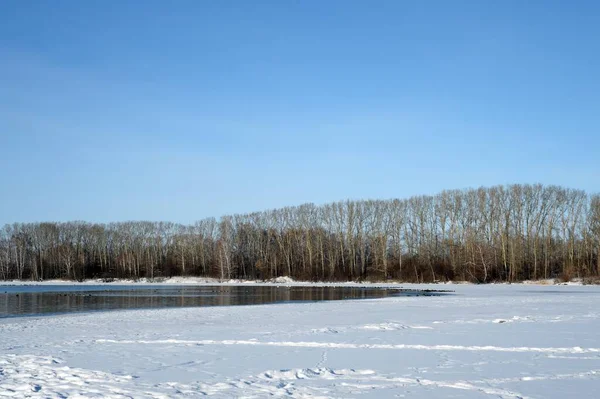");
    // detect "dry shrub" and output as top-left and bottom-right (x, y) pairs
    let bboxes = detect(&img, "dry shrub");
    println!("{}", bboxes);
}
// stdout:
(582, 276), (600, 285)
(558, 268), (573, 283)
